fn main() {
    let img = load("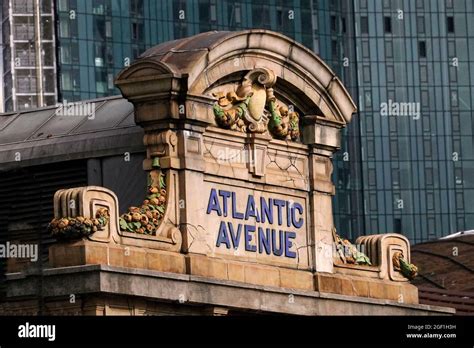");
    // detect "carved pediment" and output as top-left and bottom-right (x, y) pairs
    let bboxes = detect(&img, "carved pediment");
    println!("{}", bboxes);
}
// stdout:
(209, 68), (301, 142)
